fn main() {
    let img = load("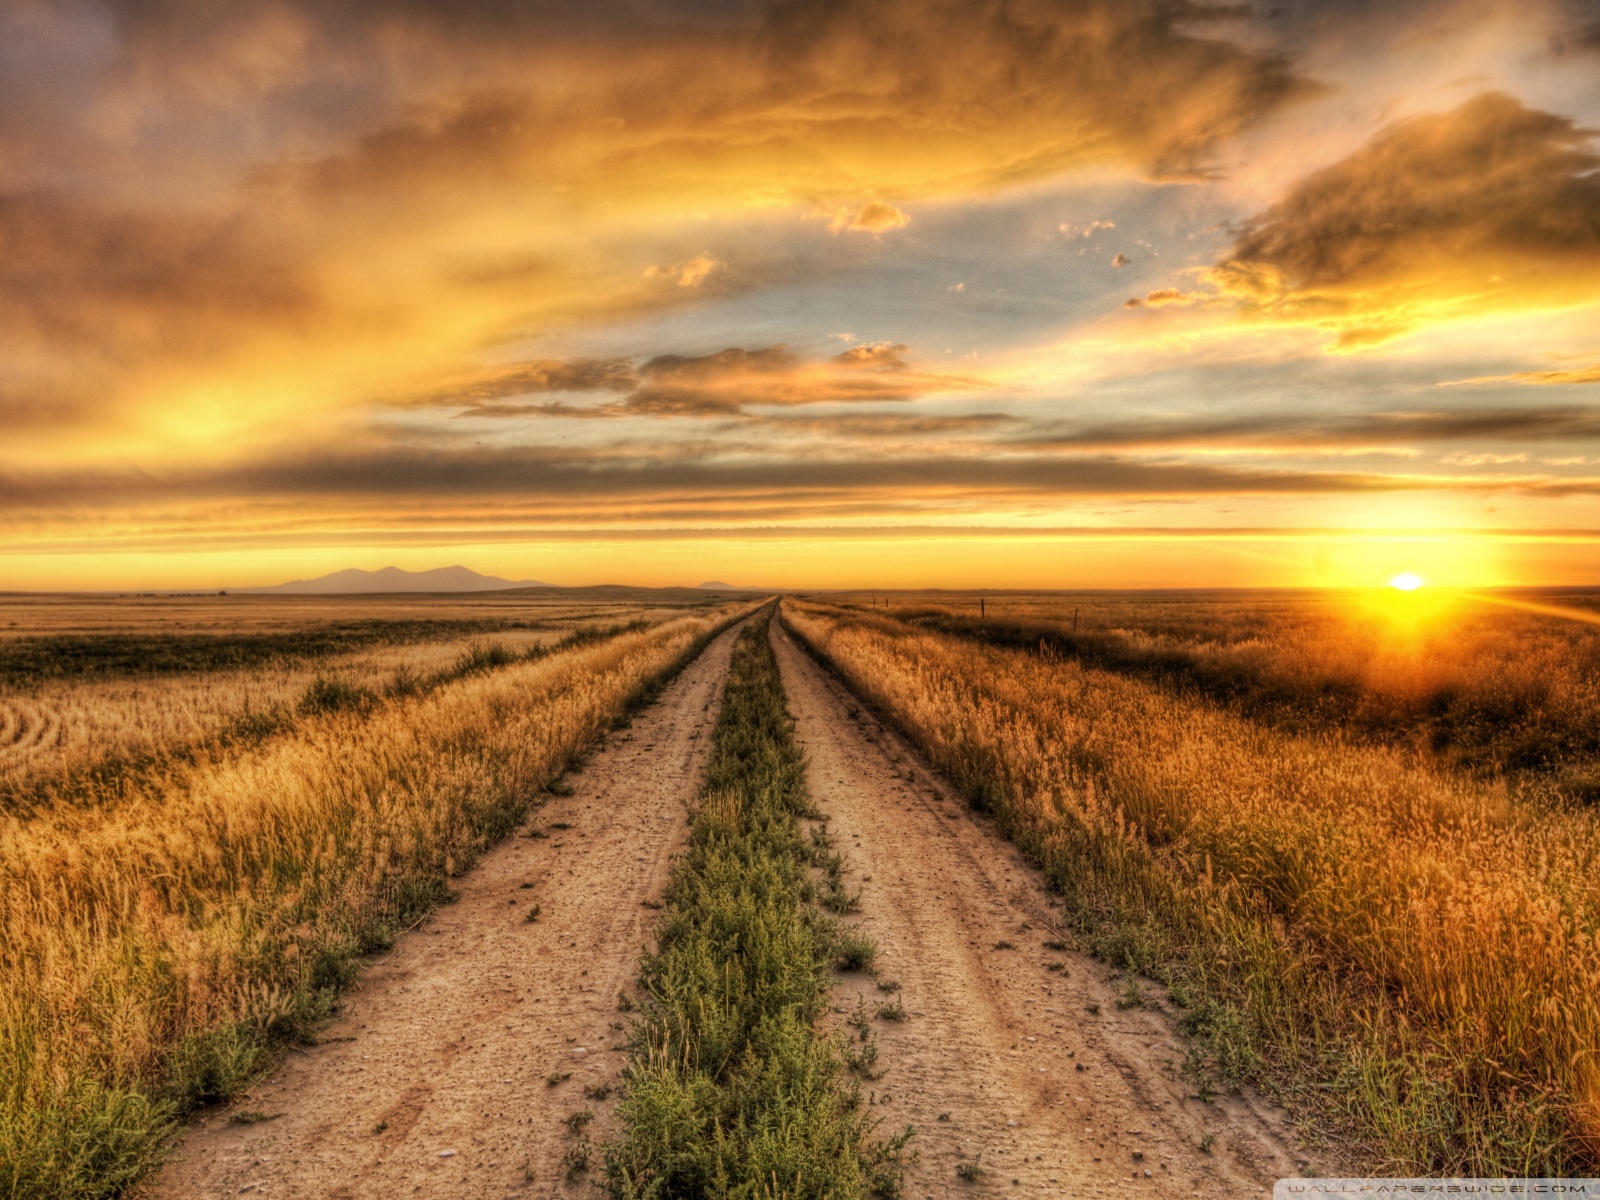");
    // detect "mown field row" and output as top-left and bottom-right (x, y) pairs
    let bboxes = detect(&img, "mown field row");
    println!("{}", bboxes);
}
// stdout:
(783, 598), (1600, 1176)
(0, 609), (682, 811)
(0, 603), (755, 1200)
